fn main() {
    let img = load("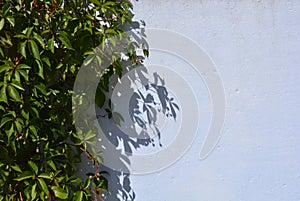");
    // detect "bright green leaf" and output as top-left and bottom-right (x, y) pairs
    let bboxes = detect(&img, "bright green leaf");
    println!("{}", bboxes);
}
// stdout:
(37, 178), (49, 195)
(73, 191), (83, 201)
(11, 164), (22, 172)
(11, 80), (24, 91)
(38, 173), (51, 180)
(51, 186), (68, 199)
(33, 33), (45, 48)
(19, 41), (27, 58)
(0, 18), (4, 31)
(14, 171), (34, 181)
(16, 64), (31, 70)
(6, 16), (14, 27)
